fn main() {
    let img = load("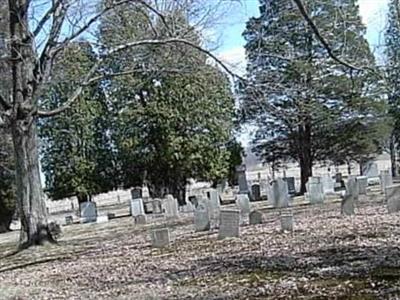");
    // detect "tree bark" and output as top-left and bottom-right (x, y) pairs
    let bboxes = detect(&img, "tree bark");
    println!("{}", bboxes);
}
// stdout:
(299, 122), (313, 195)
(390, 133), (398, 177)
